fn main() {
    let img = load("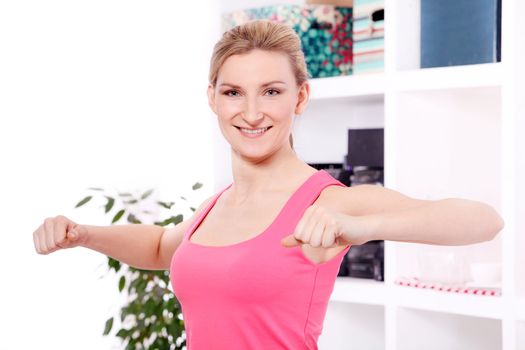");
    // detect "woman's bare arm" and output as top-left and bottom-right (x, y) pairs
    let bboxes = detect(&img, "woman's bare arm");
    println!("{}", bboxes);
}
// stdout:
(34, 195), (216, 269)
(336, 185), (504, 245)
(80, 195), (215, 270)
